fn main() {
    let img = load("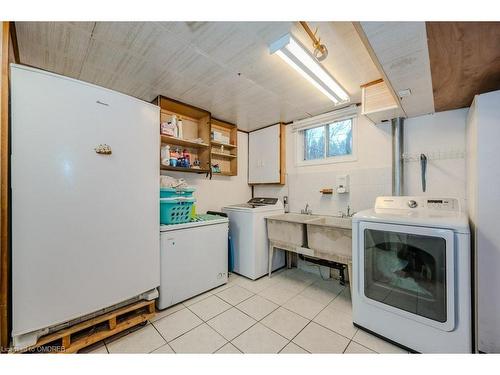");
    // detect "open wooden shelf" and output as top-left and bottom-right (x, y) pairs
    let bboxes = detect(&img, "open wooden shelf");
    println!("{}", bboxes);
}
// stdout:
(211, 151), (237, 158)
(154, 96), (211, 176)
(211, 140), (237, 149)
(212, 171), (237, 177)
(161, 135), (209, 149)
(160, 165), (210, 174)
(210, 118), (238, 177)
